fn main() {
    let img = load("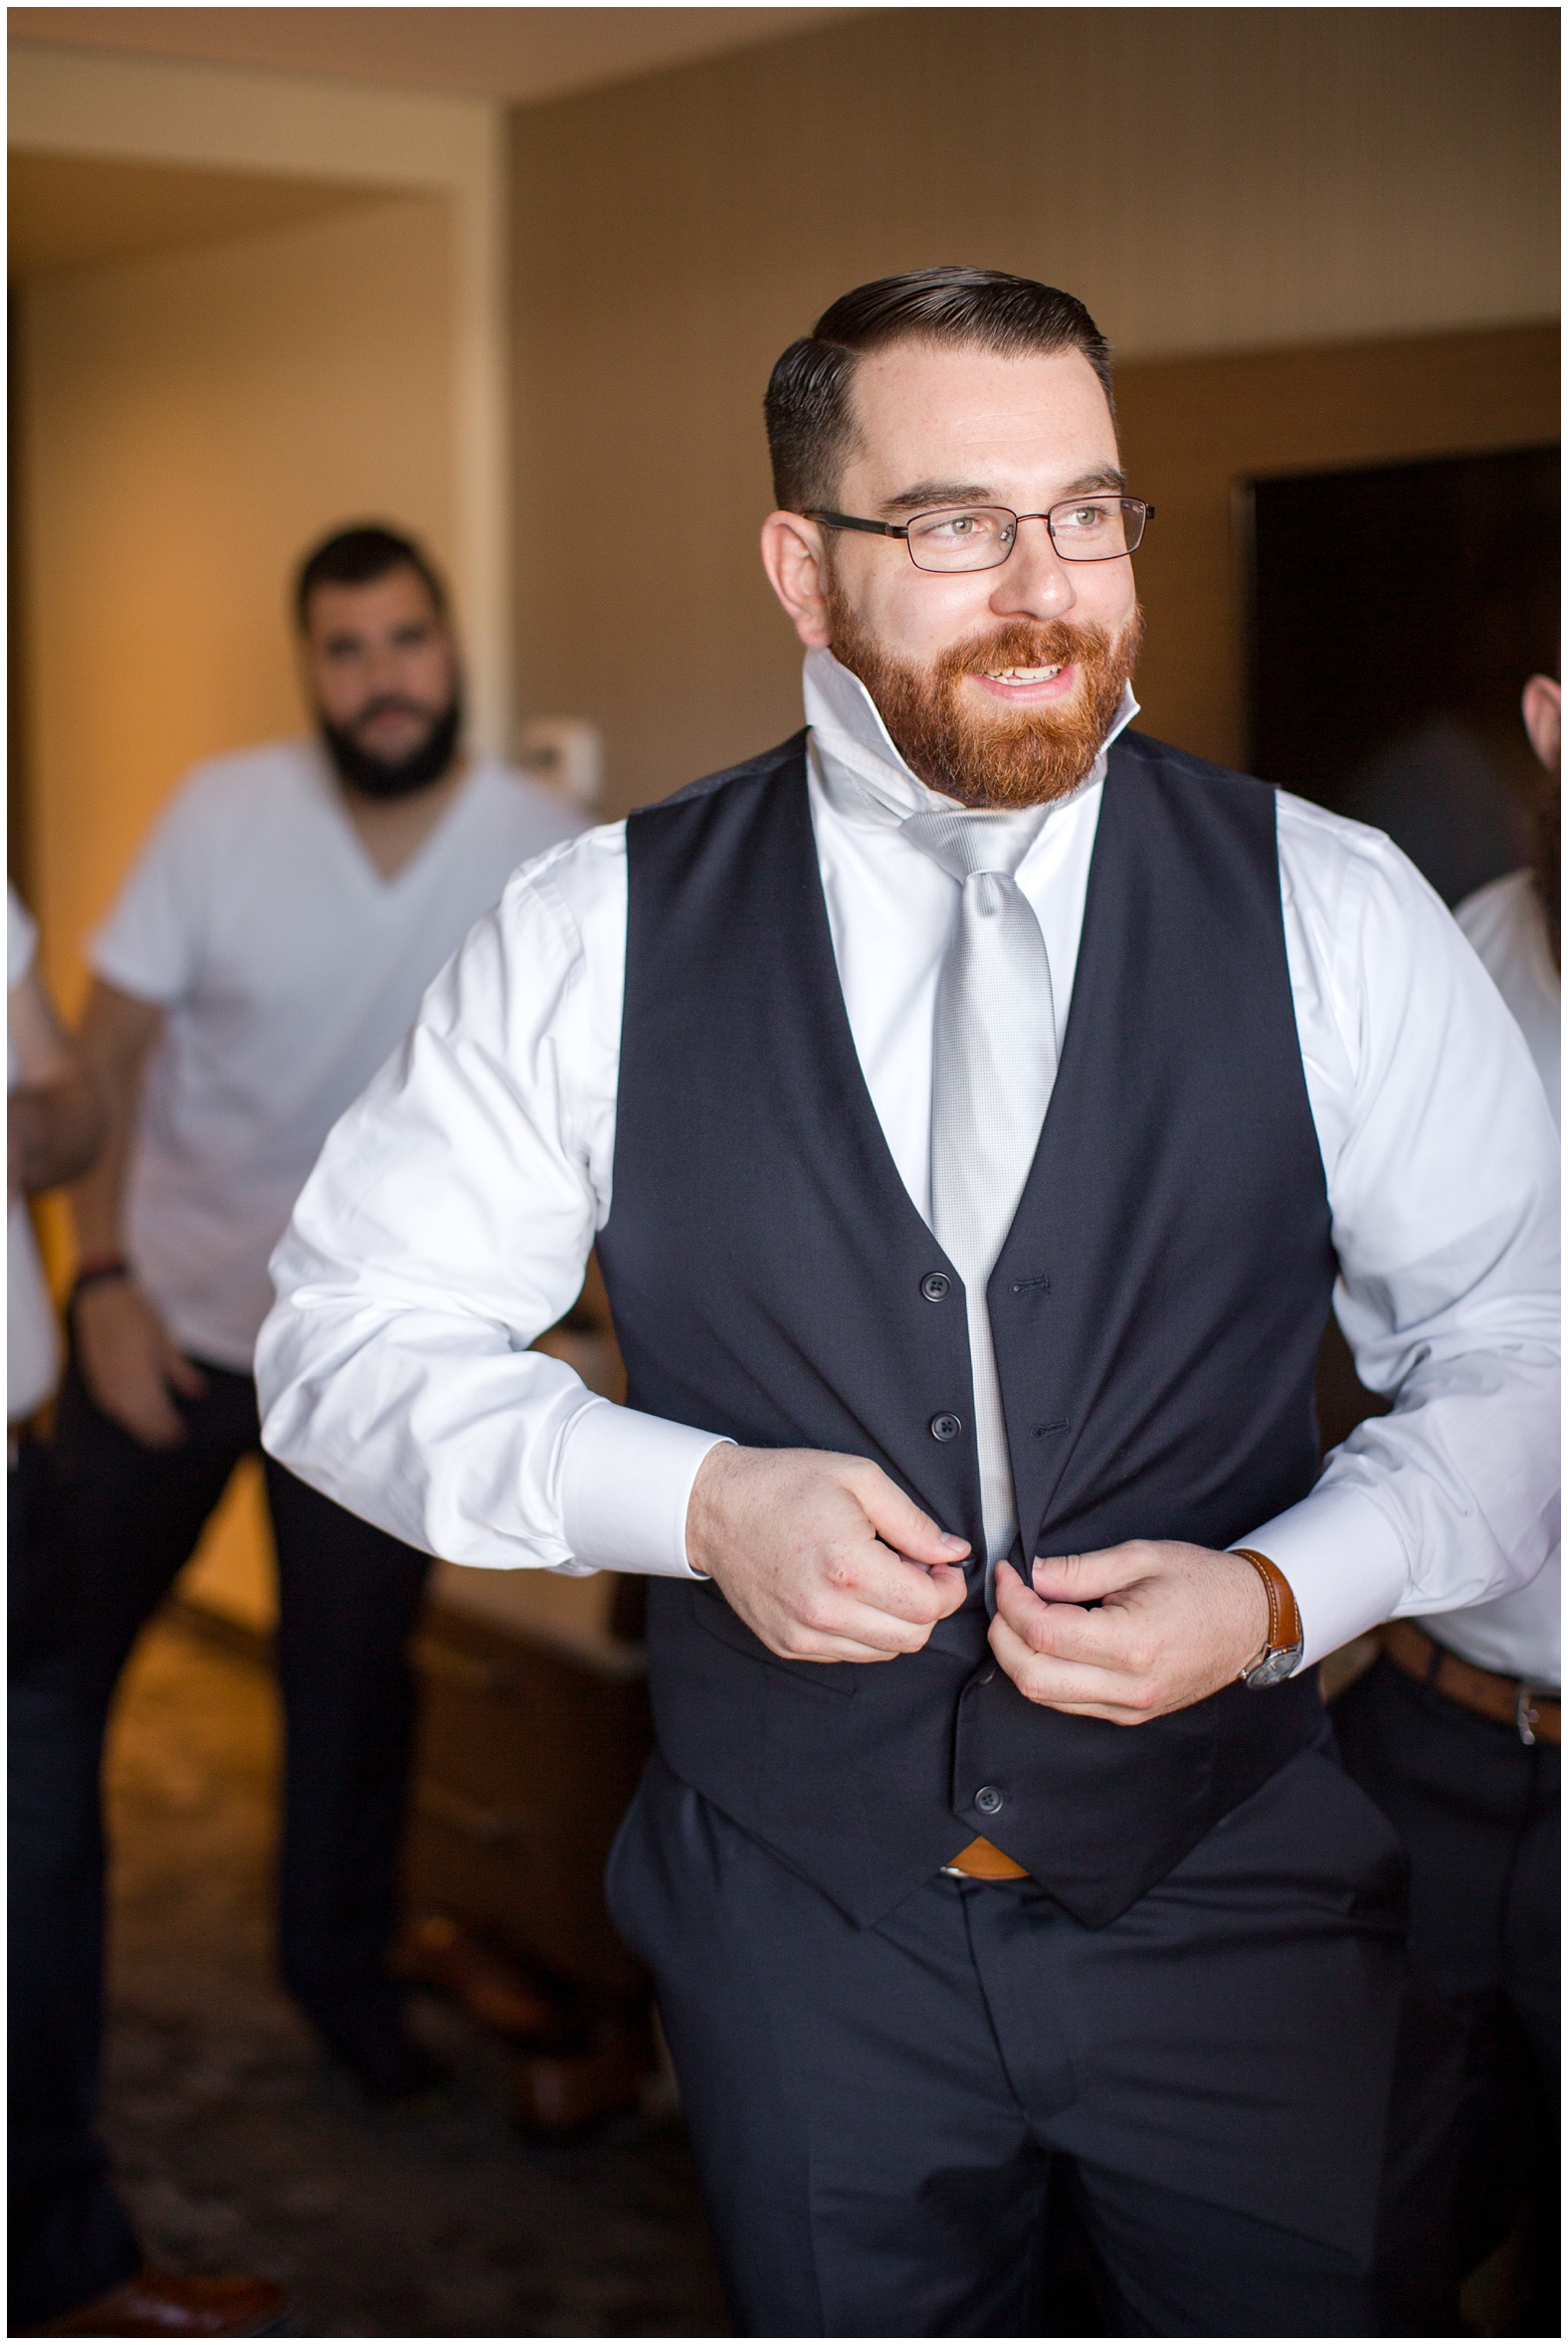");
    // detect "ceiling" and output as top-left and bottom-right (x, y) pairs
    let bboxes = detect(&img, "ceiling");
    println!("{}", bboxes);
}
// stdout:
(7, 7), (862, 106)
(9, 149), (392, 279)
